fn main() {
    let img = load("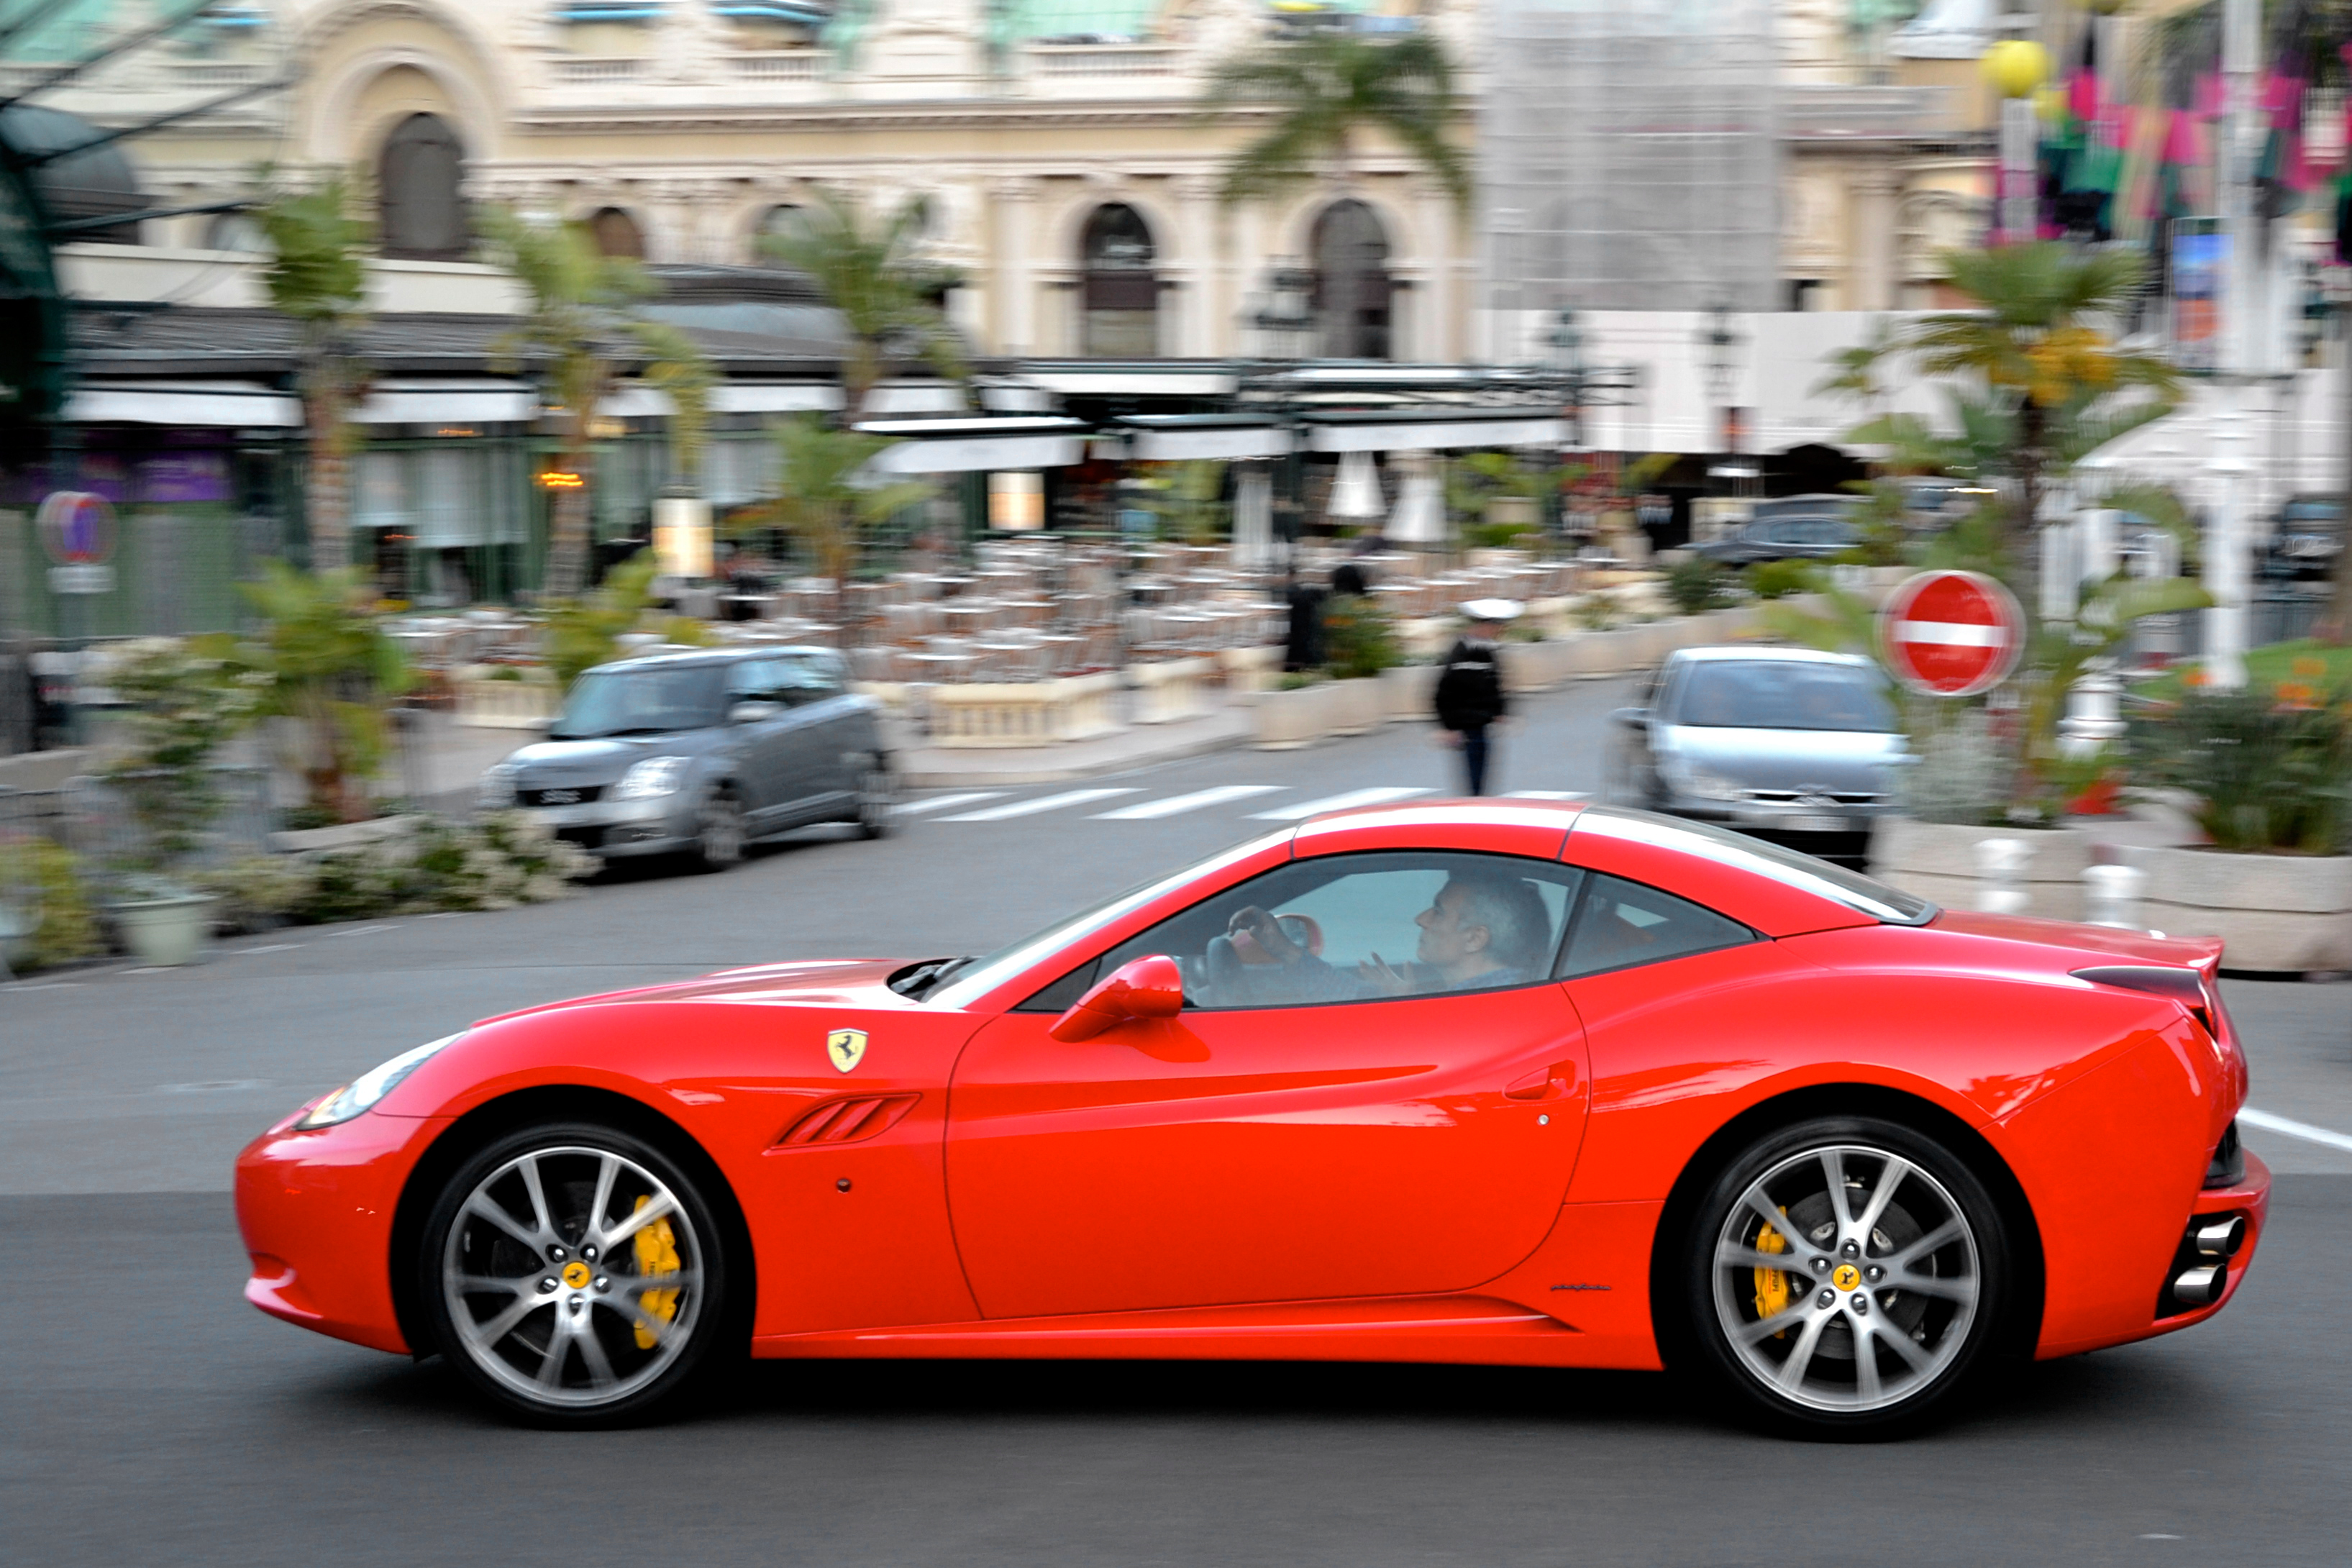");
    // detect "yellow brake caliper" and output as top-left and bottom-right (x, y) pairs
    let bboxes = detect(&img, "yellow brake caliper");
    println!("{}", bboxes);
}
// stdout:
(629, 1193), (682, 1350)
(1752, 1206), (1791, 1329)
